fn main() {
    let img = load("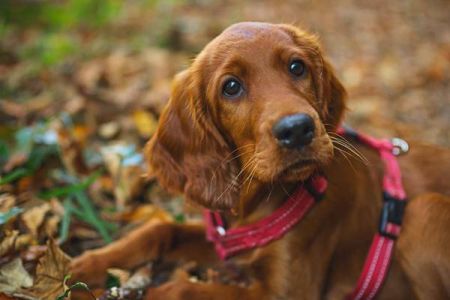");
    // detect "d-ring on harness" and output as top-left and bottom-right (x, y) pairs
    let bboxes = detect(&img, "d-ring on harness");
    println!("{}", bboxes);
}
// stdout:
(204, 125), (409, 300)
